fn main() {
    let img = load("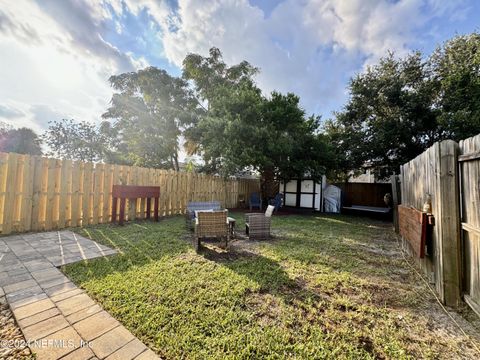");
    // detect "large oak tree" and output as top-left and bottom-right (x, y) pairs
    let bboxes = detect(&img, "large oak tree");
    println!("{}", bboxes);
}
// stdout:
(183, 48), (333, 199)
